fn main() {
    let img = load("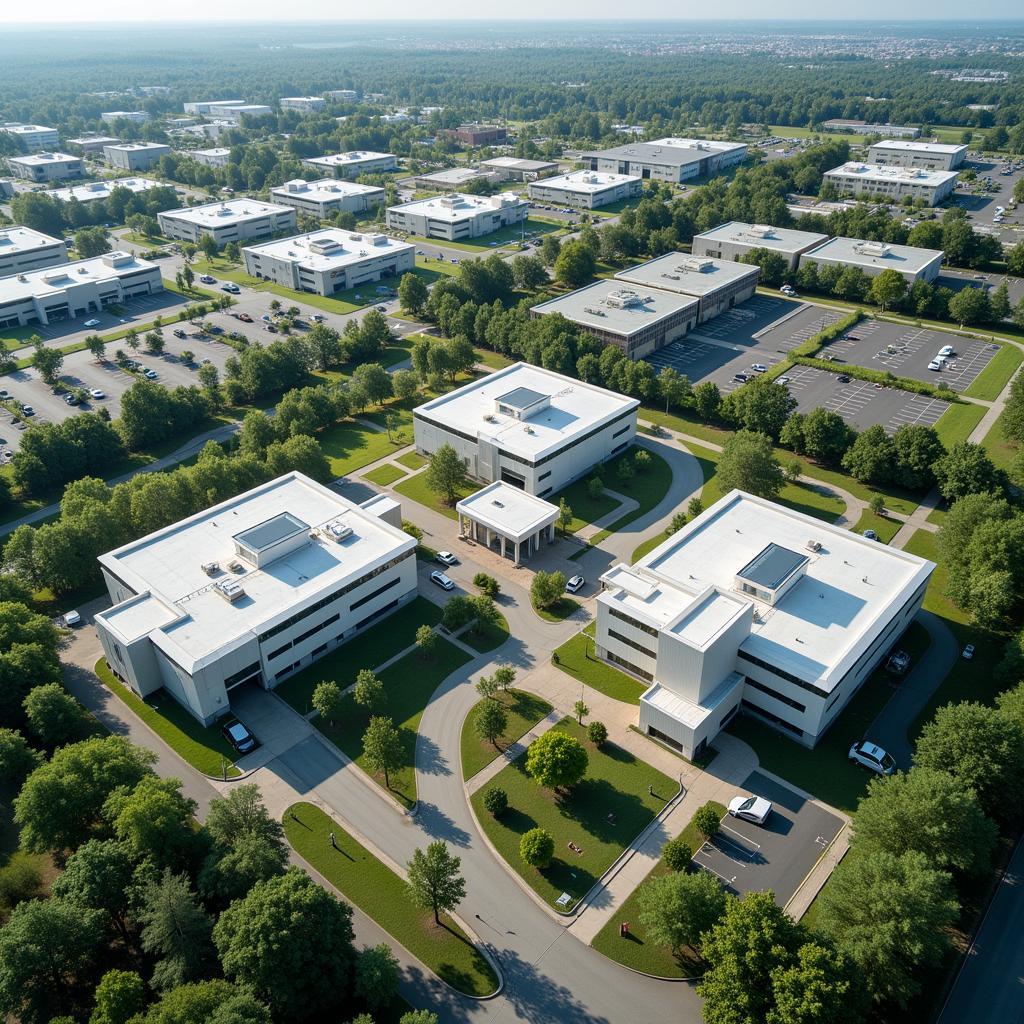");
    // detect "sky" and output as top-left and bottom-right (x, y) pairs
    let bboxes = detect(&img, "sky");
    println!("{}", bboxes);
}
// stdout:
(3, 2), (1021, 22)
